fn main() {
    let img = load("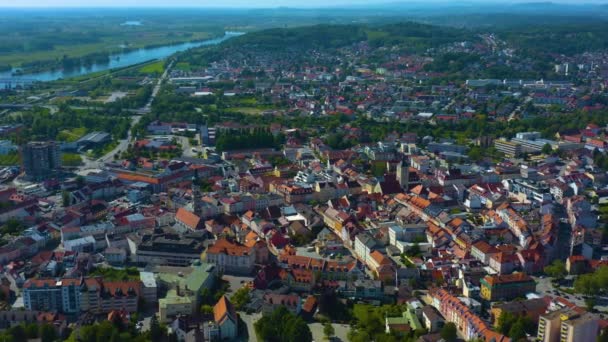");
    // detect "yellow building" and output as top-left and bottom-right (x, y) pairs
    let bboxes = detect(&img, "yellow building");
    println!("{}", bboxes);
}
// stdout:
(480, 273), (535, 301)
